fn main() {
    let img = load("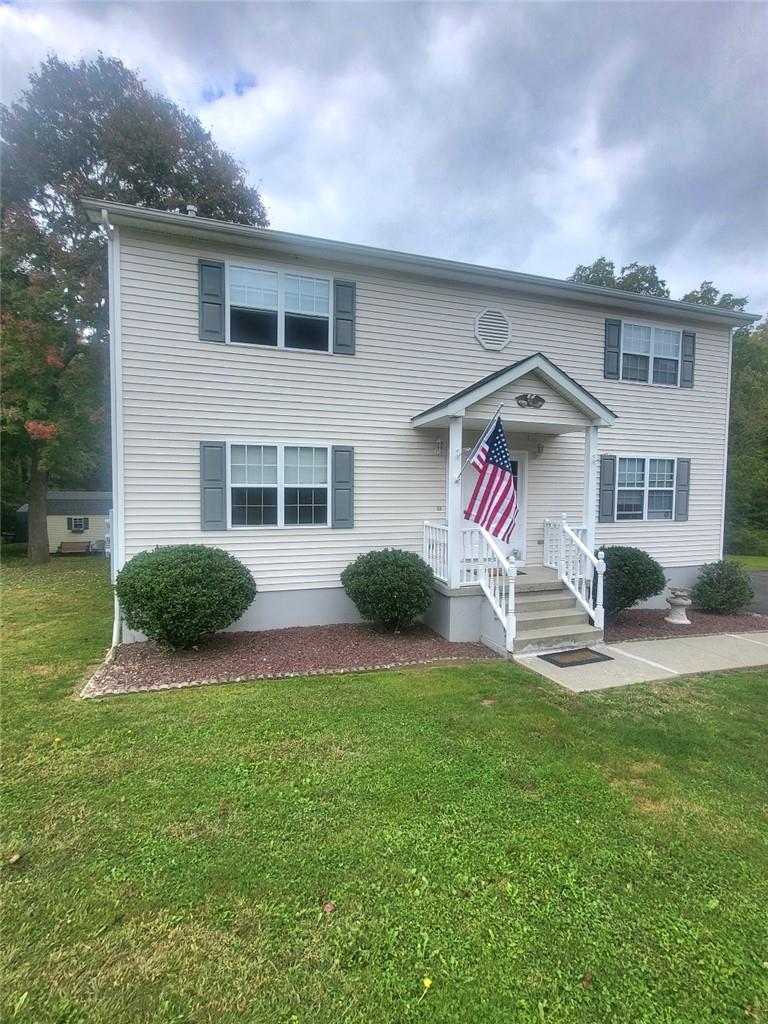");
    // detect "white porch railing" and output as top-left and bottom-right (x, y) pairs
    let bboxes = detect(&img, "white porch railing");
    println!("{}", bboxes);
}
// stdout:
(423, 521), (449, 582)
(544, 513), (605, 629)
(423, 521), (517, 651)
